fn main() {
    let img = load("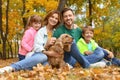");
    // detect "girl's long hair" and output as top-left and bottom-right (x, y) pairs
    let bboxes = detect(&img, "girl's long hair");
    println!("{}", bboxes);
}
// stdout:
(25, 14), (42, 30)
